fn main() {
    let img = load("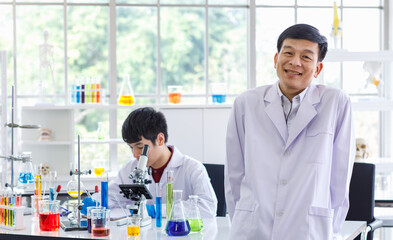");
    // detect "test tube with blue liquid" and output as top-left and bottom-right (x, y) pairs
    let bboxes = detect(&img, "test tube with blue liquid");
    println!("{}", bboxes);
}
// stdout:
(49, 171), (57, 201)
(156, 183), (162, 228)
(101, 173), (108, 209)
